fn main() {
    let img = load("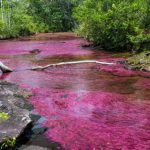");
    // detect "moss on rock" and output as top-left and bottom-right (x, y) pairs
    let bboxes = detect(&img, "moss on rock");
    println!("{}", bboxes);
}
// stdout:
(127, 51), (150, 72)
